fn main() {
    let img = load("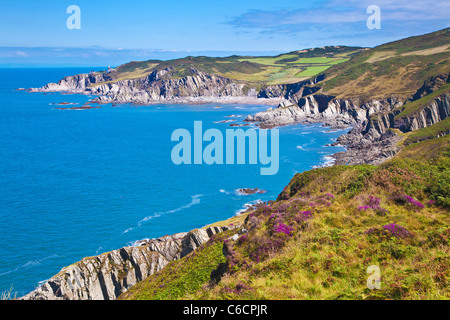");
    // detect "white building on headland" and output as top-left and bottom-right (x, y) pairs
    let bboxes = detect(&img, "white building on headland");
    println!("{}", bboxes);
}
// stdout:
(106, 66), (116, 73)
